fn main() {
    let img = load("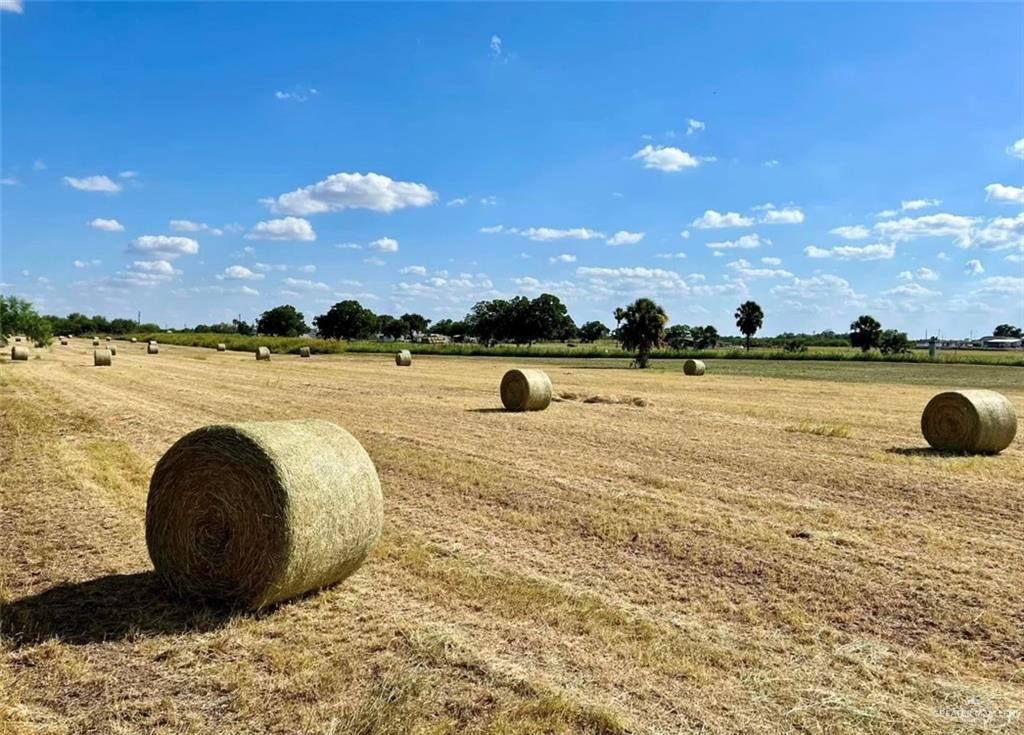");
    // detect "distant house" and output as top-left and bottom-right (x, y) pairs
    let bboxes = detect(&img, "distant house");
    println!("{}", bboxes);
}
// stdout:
(981, 336), (1023, 349)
